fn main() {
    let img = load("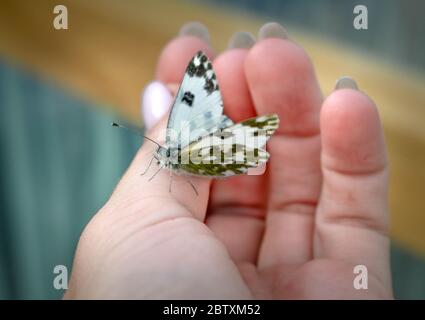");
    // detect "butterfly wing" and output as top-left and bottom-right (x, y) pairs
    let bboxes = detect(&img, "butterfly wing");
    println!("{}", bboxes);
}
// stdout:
(179, 147), (269, 176)
(218, 113), (279, 149)
(166, 51), (224, 149)
(177, 114), (279, 177)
